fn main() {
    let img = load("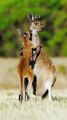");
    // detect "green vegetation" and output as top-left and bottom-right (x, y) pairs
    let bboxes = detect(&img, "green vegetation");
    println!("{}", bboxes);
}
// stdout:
(0, 0), (67, 57)
(58, 64), (67, 74)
